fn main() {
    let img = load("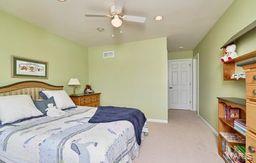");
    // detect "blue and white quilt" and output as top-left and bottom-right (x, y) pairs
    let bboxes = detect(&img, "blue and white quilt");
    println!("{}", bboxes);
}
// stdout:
(0, 106), (148, 163)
